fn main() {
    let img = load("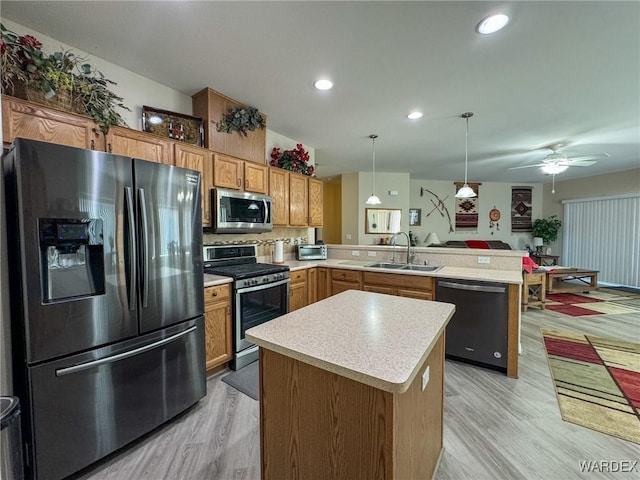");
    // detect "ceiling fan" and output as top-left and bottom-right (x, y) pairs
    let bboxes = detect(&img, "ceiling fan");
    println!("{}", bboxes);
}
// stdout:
(508, 145), (610, 174)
